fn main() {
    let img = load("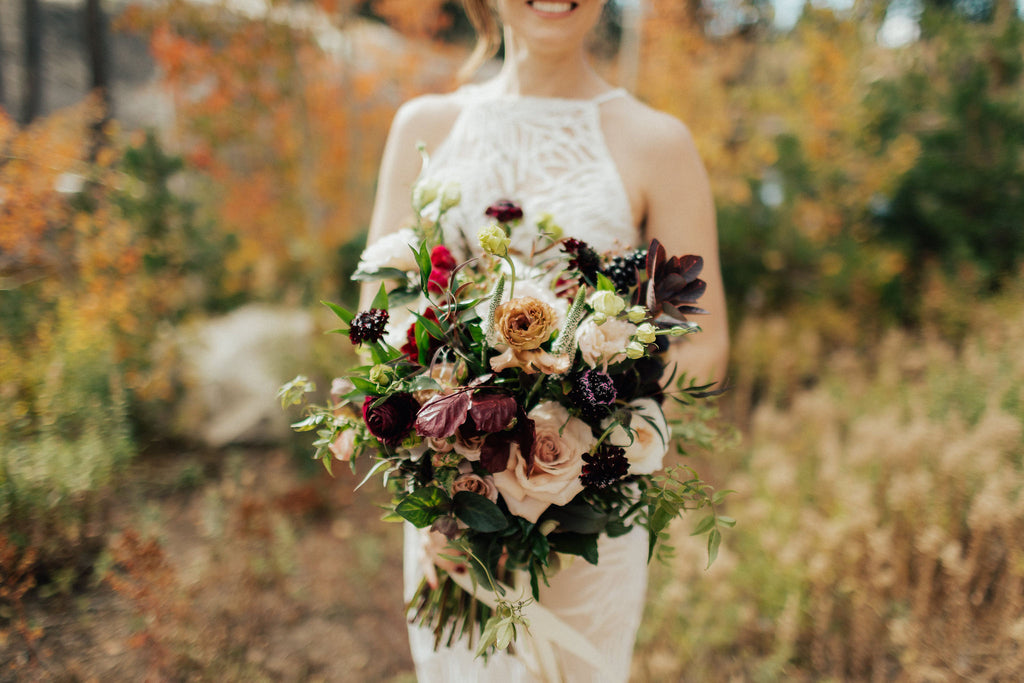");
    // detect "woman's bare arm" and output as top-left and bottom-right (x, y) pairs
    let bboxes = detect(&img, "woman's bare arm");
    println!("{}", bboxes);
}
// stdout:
(359, 95), (461, 310)
(640, 113), (730, 387)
